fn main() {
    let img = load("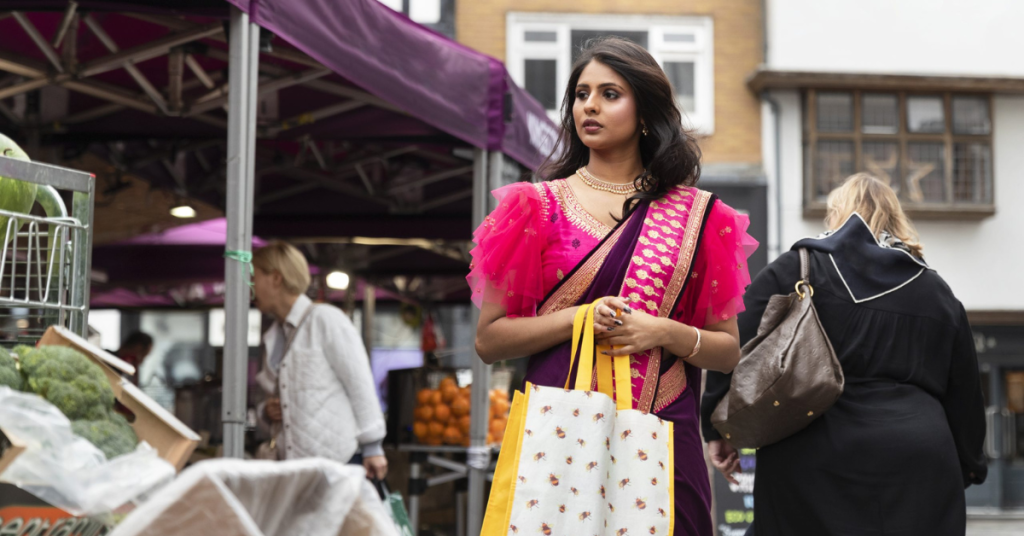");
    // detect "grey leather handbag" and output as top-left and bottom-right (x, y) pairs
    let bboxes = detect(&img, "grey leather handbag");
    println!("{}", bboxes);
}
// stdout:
(711, 248), (844, 449)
